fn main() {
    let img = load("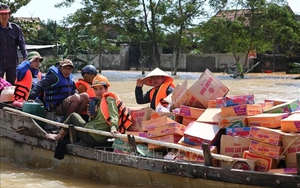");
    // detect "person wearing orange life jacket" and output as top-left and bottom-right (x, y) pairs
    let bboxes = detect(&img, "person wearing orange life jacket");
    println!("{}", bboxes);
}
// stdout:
(135, 67), (175, 110)
(46, 75), (131, 146)
(14, 51), (44, 102)
(75, 65), (97, 121)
